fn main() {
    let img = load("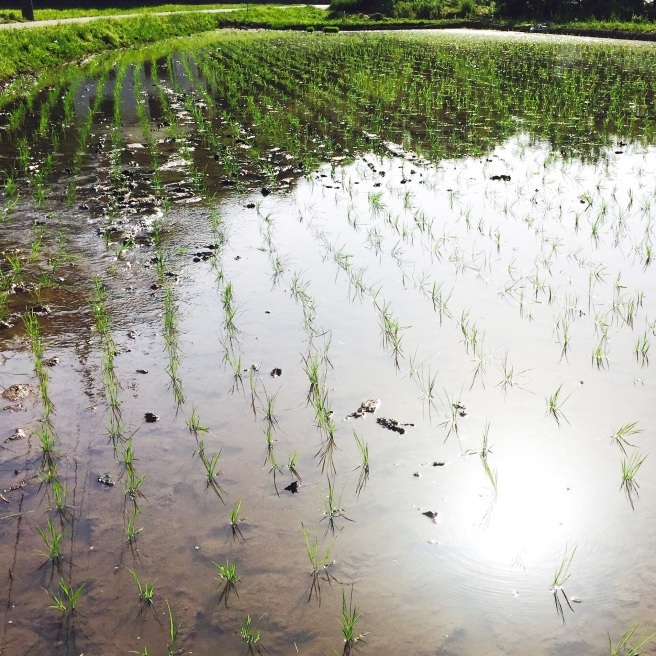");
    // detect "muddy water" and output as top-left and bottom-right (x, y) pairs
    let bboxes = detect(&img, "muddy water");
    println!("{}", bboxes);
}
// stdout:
(1, 30), (656, 656)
